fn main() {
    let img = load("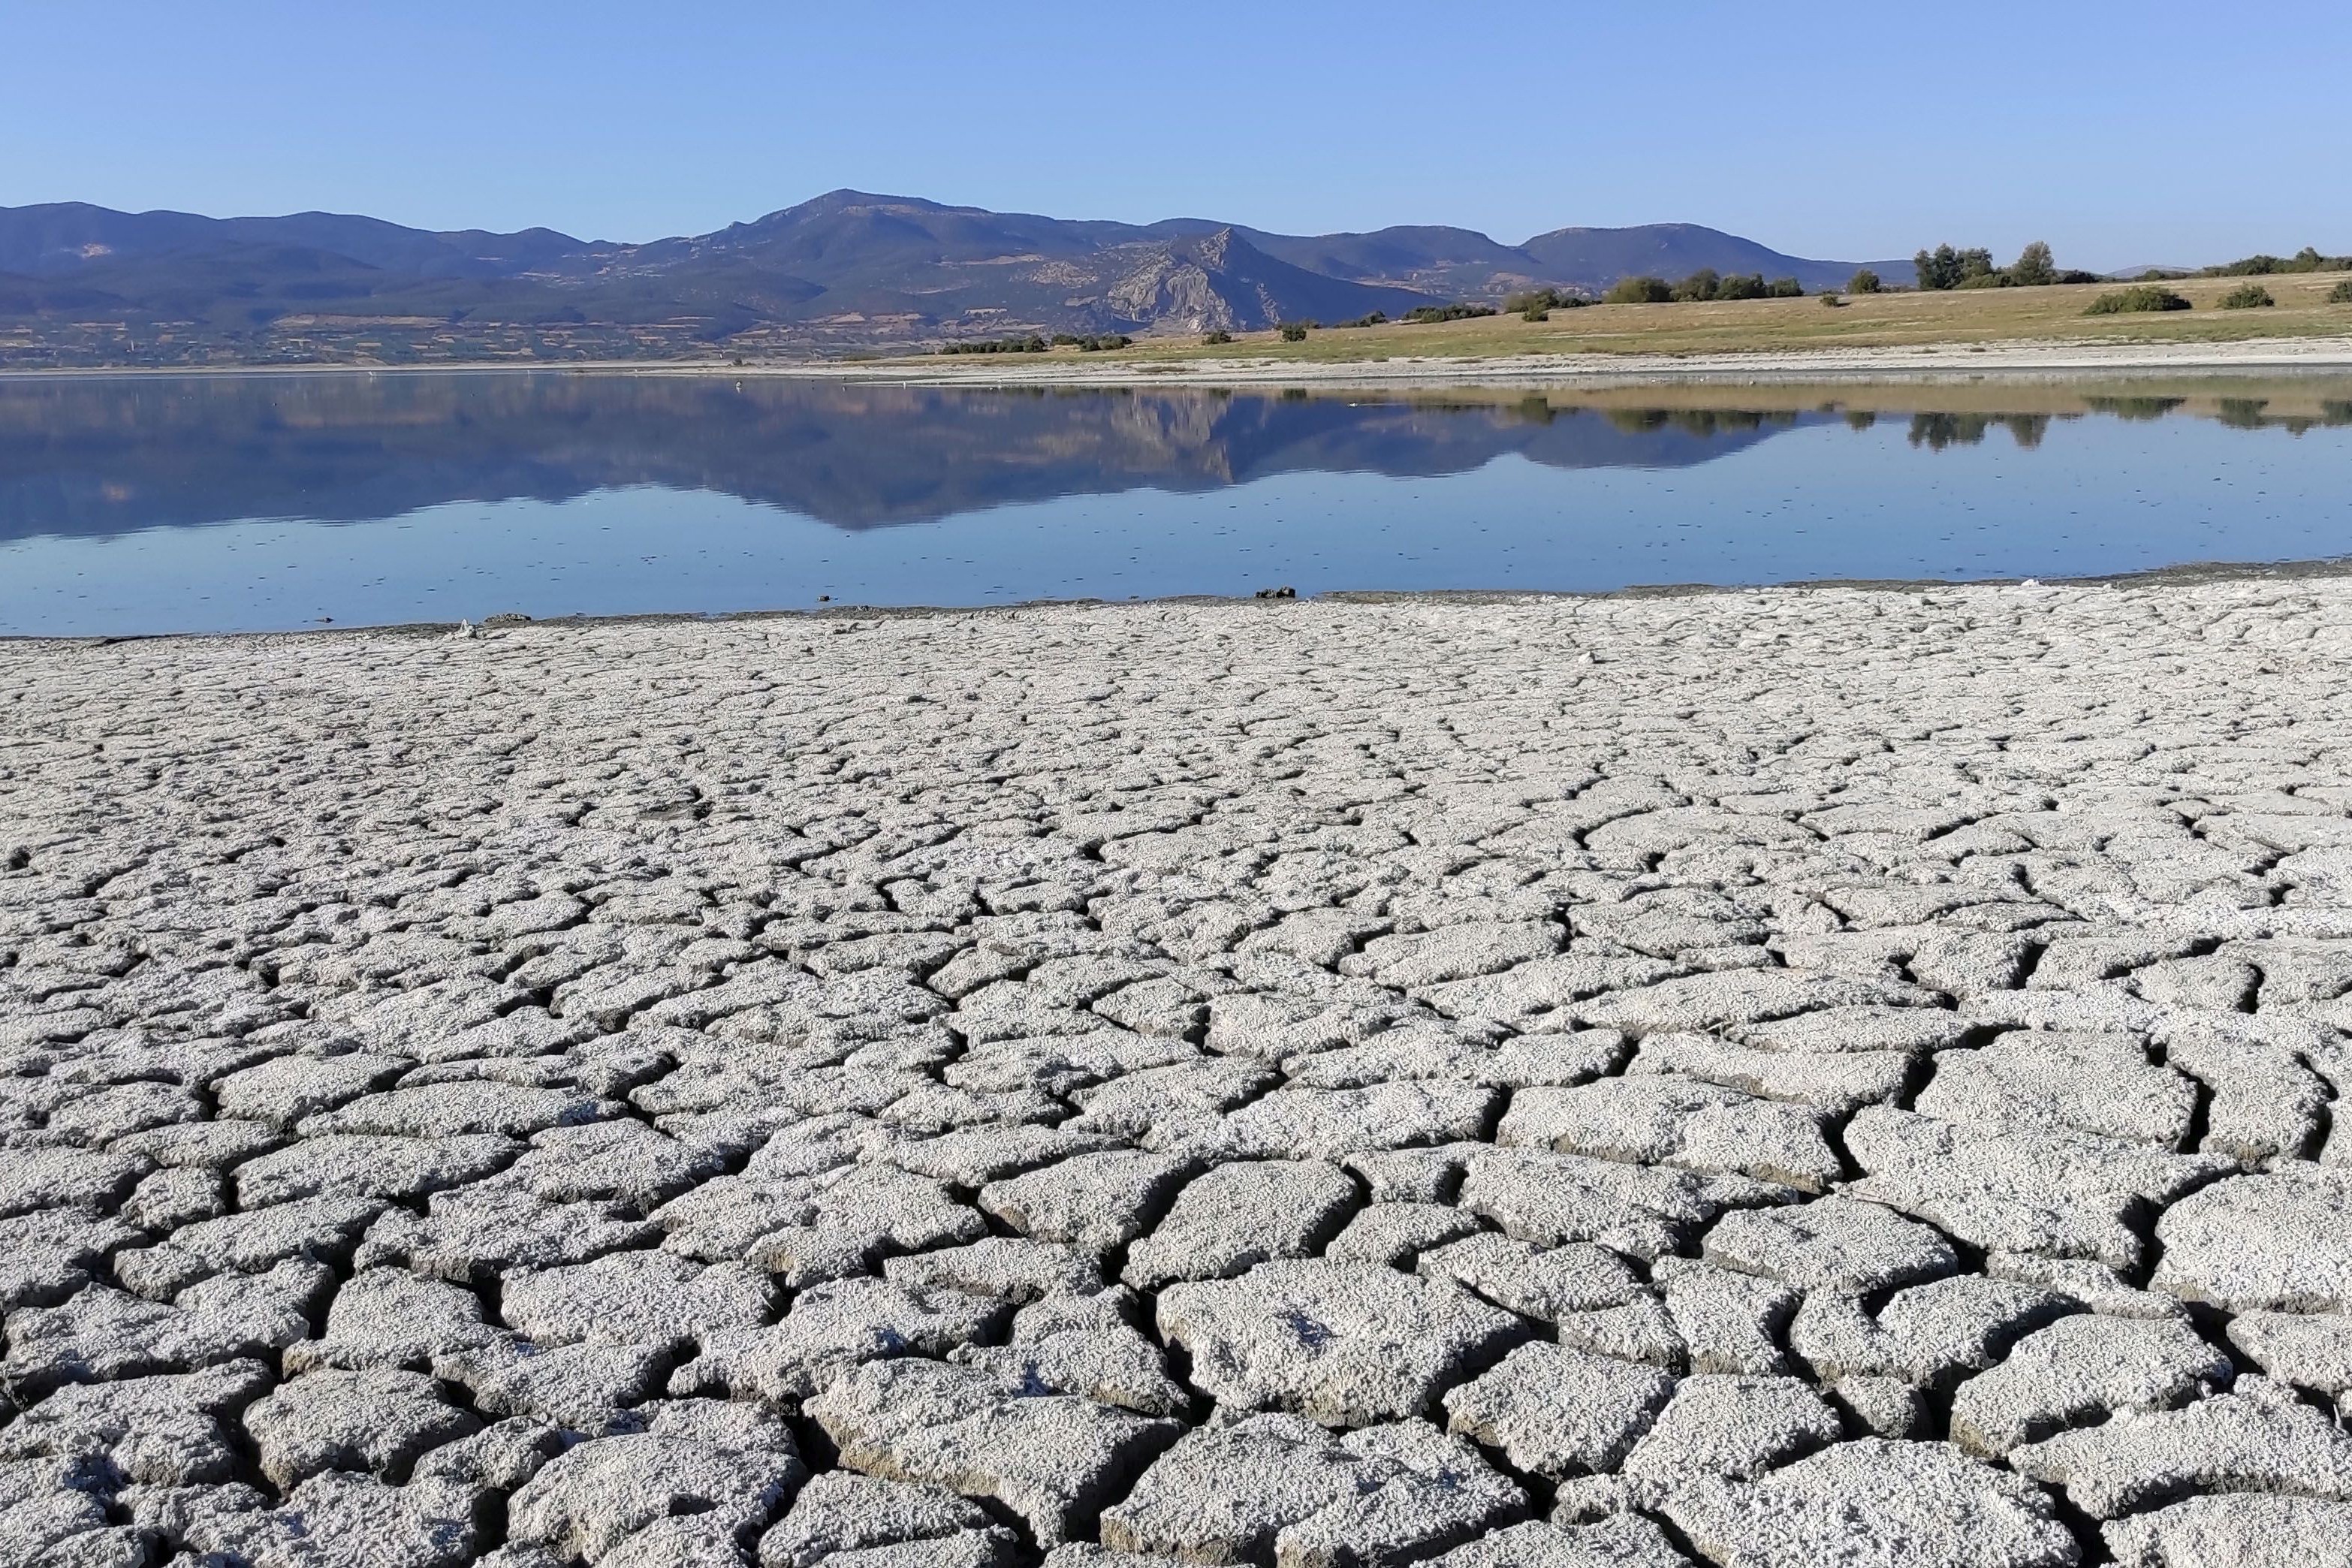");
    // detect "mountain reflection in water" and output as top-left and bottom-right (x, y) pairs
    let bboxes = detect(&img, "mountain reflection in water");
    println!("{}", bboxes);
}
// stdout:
(0, 375), (1854, 541)
(11, 374), (2347, 544)
(2, 371), (2350, 636)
